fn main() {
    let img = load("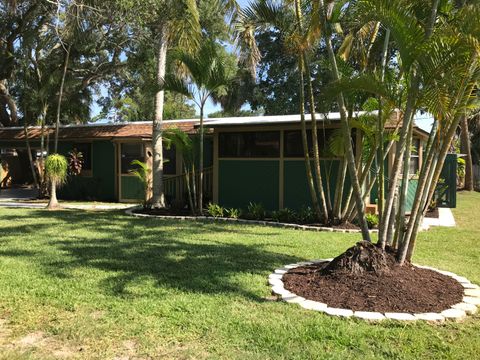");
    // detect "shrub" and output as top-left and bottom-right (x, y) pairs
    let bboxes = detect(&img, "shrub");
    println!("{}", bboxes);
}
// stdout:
(67, 148), (84, 176)
(207, 203), (224, 218)
(271, 208), (297, 223)
(297, 206), (317, 224)
(226, 207), (241, 219)
(129, 160), (151, 209)
(45, 154), (68, 186)
(246, 202), (265, 220)
(366, 213), (379, 229)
